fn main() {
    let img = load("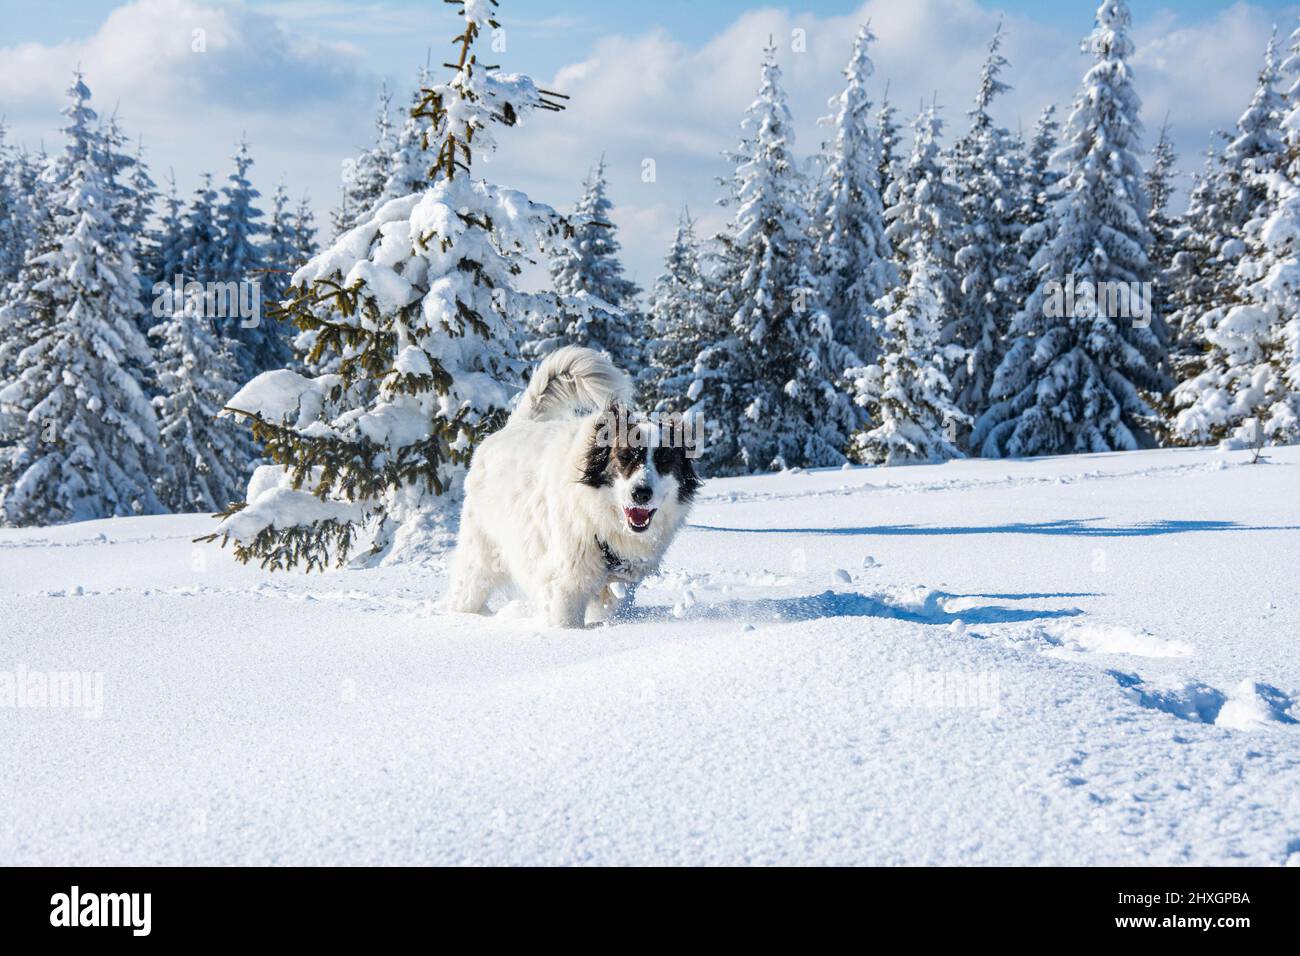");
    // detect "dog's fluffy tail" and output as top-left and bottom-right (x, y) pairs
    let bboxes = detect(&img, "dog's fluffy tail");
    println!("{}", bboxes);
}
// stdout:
(510, 346), (633, 425)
